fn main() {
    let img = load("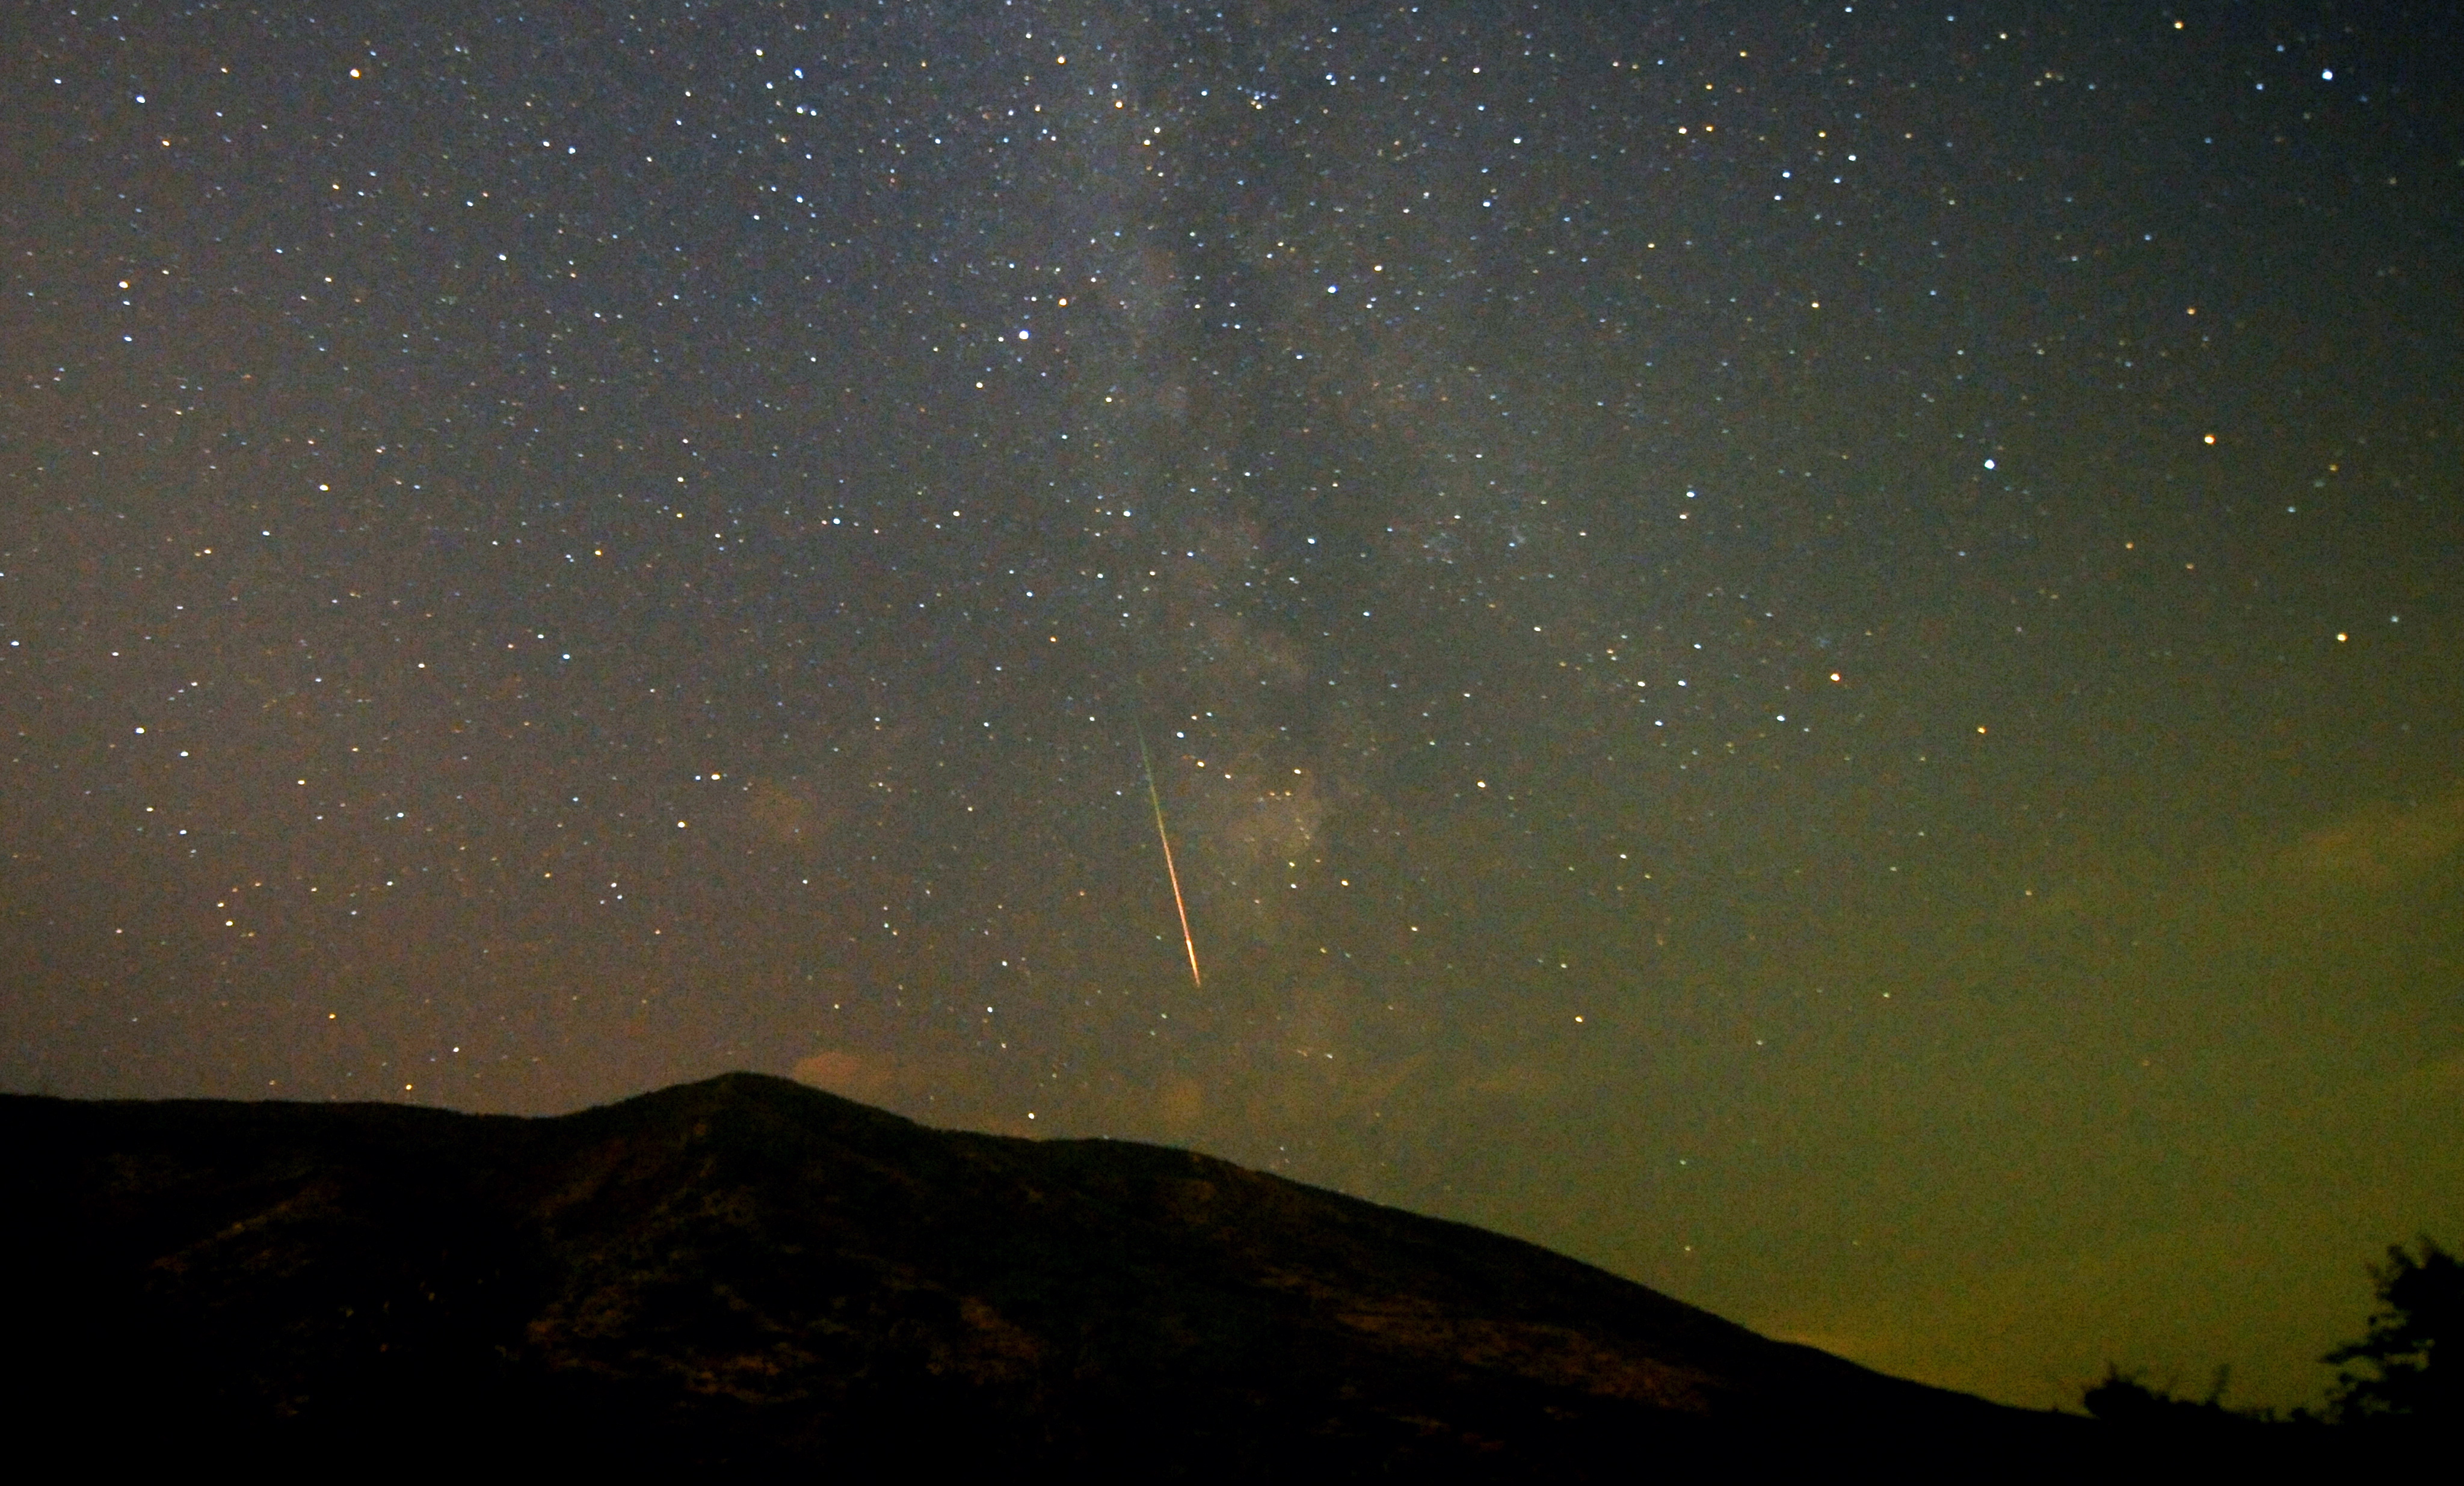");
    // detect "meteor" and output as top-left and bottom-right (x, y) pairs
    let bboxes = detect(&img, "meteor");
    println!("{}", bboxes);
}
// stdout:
(1135, 719), (1202, 989)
